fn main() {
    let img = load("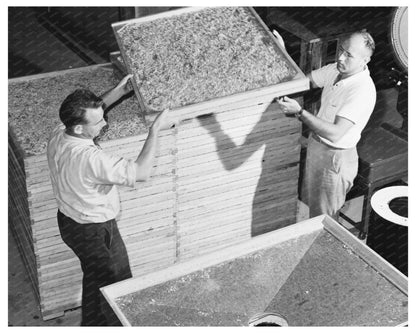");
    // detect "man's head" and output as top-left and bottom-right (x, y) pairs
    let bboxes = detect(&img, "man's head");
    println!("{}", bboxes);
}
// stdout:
(59, 89), (107, 139)
(337, 31), (375, 78)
